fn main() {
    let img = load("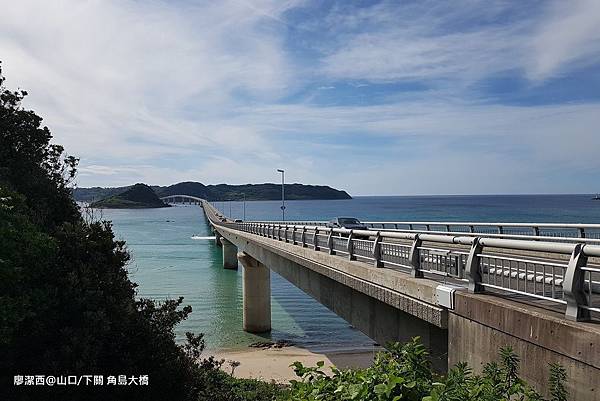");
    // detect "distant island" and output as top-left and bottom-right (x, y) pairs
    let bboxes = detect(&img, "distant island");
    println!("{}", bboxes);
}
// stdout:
(90, 183), (170, 209)
(75, 181), (352, 203)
